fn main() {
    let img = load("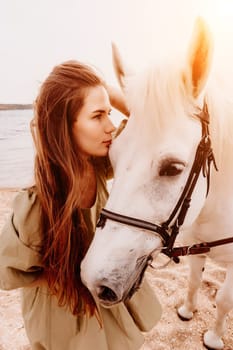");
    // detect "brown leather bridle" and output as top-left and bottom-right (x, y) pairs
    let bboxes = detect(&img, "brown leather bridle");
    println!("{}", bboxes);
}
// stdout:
(97, 103), (233, 263)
